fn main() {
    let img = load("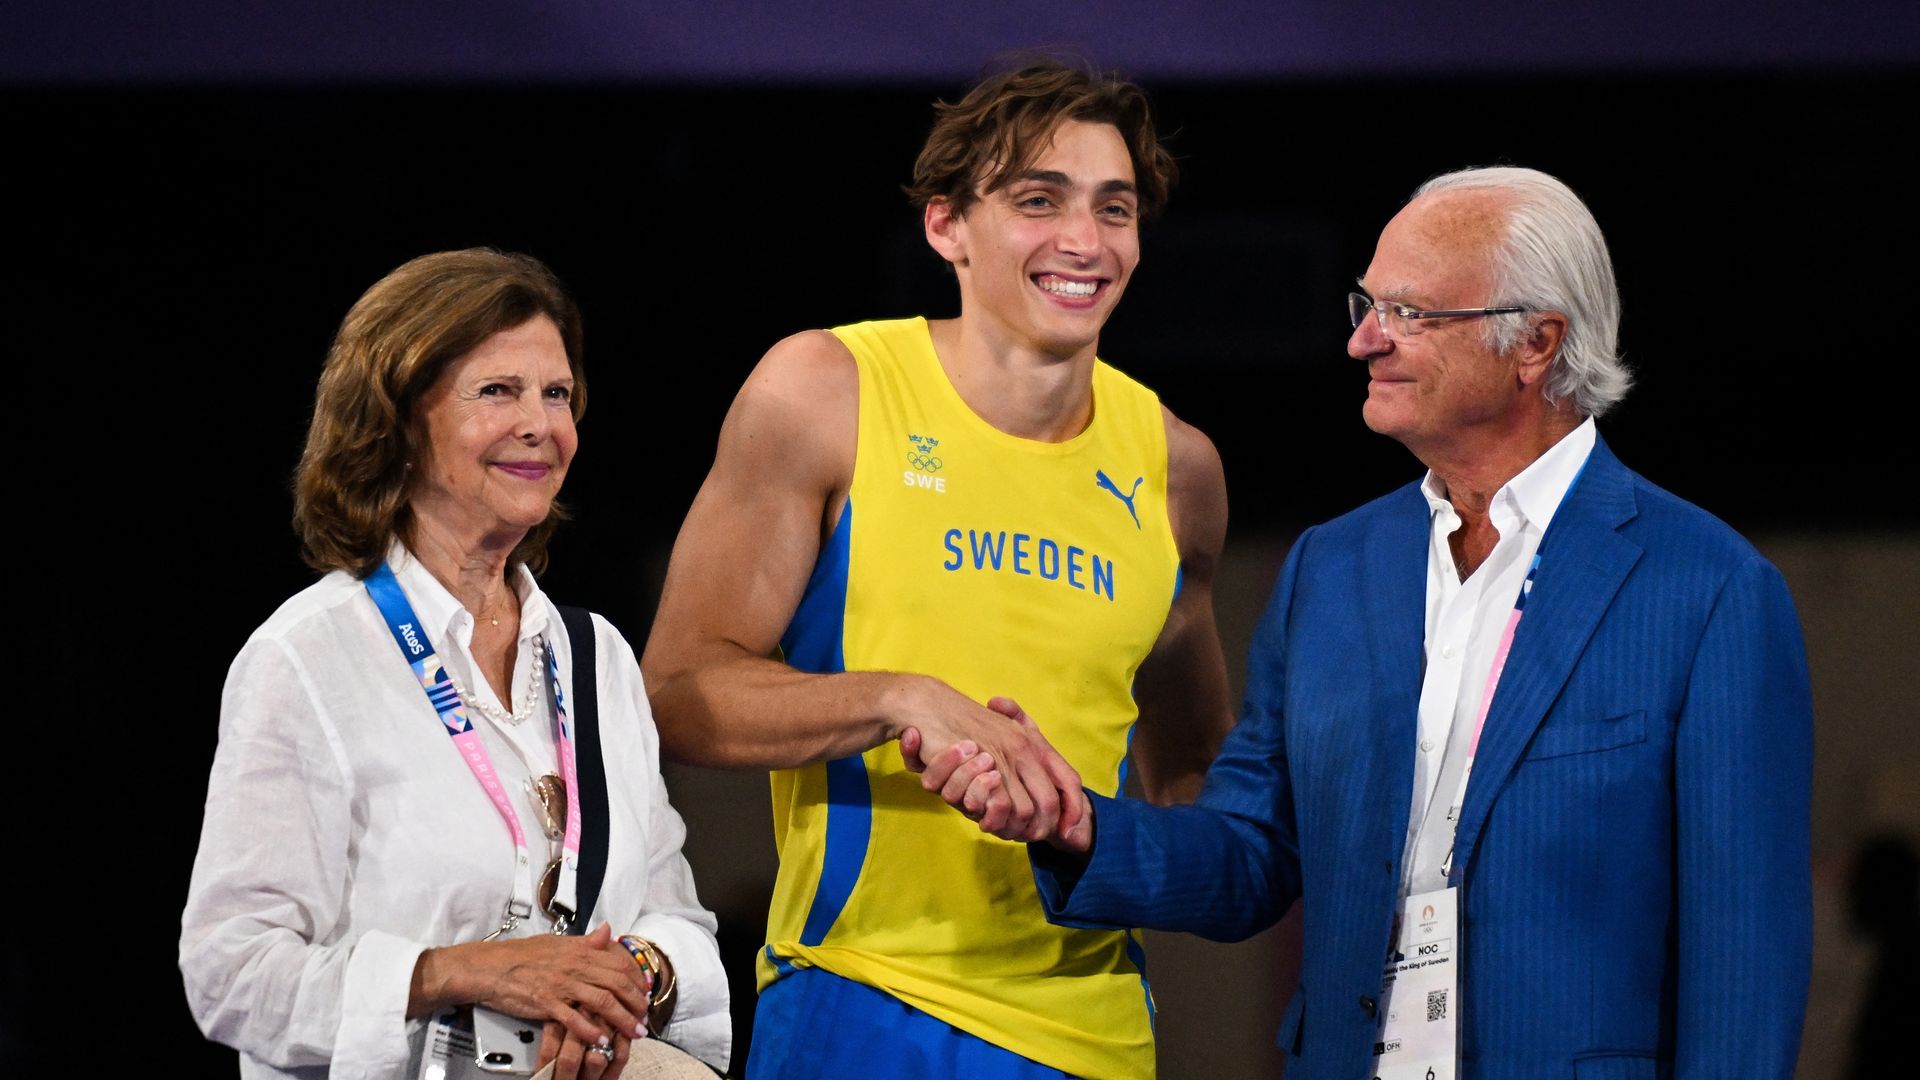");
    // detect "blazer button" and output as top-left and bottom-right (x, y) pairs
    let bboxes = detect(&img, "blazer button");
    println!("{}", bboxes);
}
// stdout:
(1360, 994), (1377, 1017)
